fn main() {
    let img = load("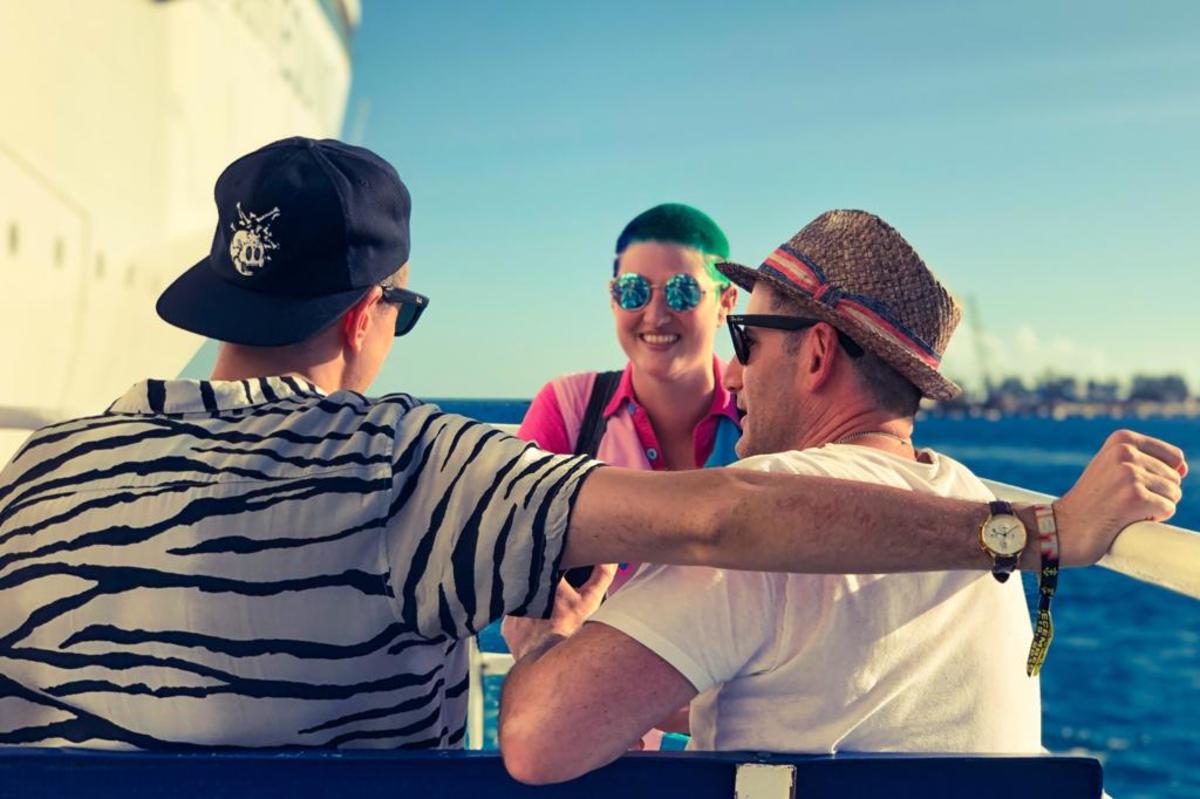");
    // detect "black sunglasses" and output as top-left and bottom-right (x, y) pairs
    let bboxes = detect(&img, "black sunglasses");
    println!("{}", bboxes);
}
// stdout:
(380, 286), (430, 336)
(727, 314), (864, 365)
